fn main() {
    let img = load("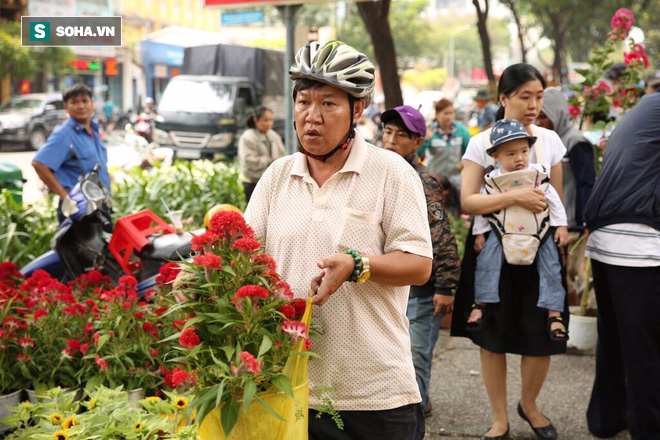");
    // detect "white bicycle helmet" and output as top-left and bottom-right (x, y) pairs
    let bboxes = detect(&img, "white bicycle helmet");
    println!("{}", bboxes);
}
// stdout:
(290, 41), (376, 106)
